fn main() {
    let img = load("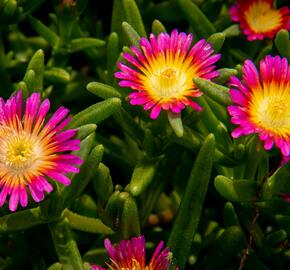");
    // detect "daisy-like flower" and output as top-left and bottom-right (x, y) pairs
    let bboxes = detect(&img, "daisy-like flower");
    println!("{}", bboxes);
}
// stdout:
(91, 235), (178, 270)
(115, 30), (221, 119)
(0, 91), (82, 211)
(228, 55), (290, 157)
(229, 0), (290, 41)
